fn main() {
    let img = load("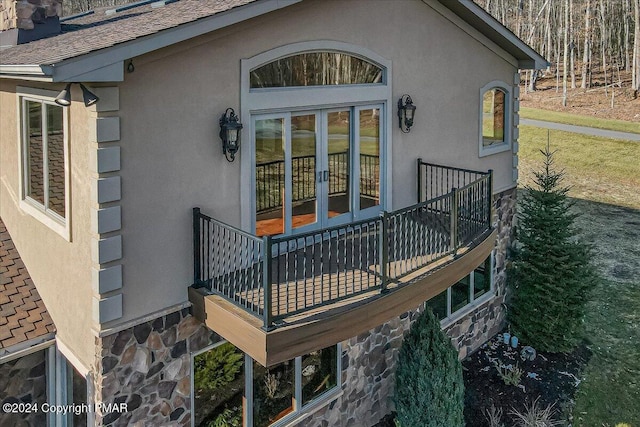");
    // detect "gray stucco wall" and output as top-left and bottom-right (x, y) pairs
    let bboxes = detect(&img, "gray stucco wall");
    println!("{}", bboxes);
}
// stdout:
(112, 0), (519, 329)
